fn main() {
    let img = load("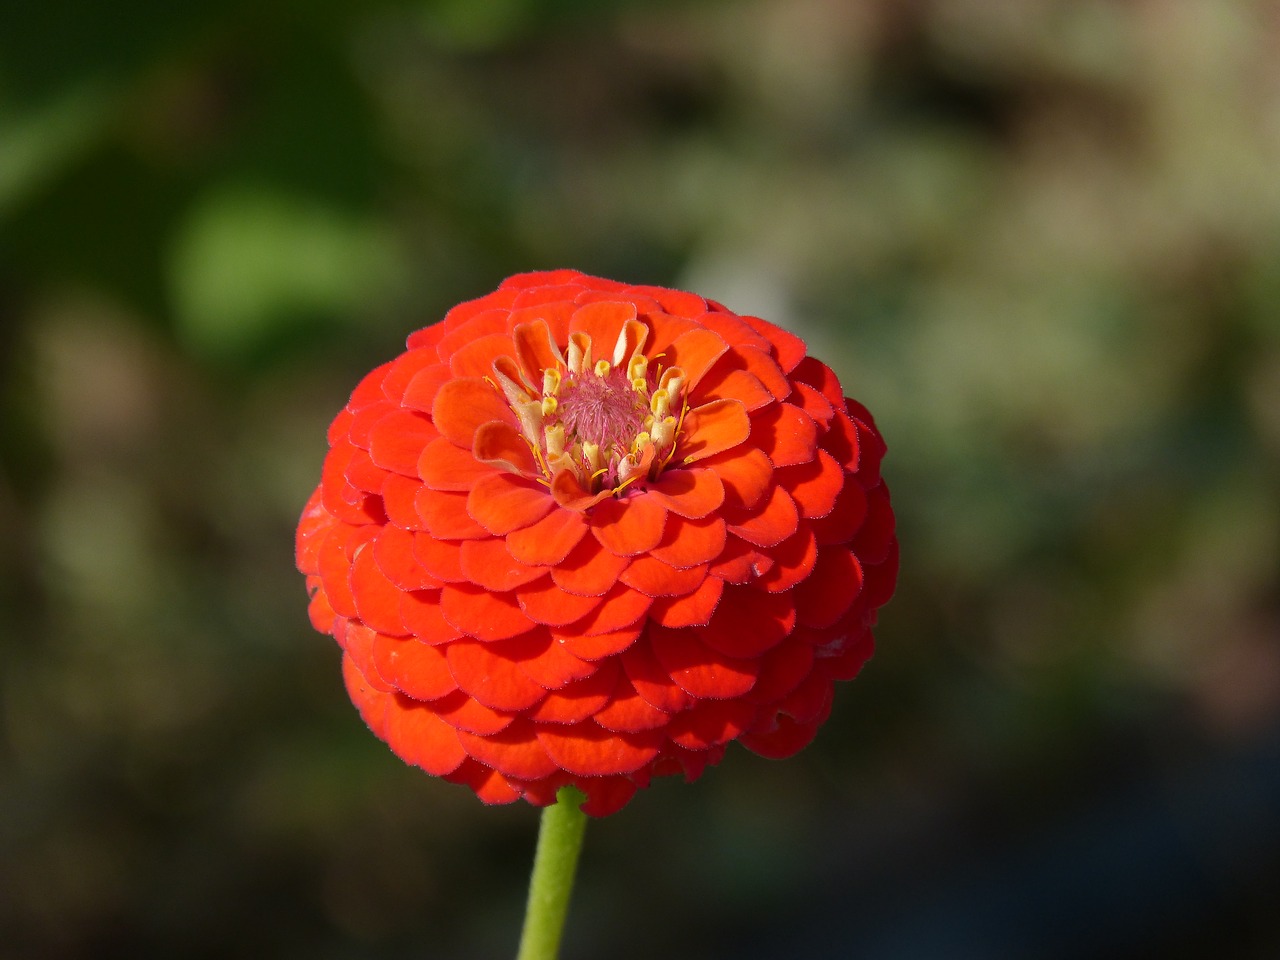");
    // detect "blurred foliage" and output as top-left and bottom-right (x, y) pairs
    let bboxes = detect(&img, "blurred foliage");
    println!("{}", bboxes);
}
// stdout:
(2, 1), (1279, 958)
